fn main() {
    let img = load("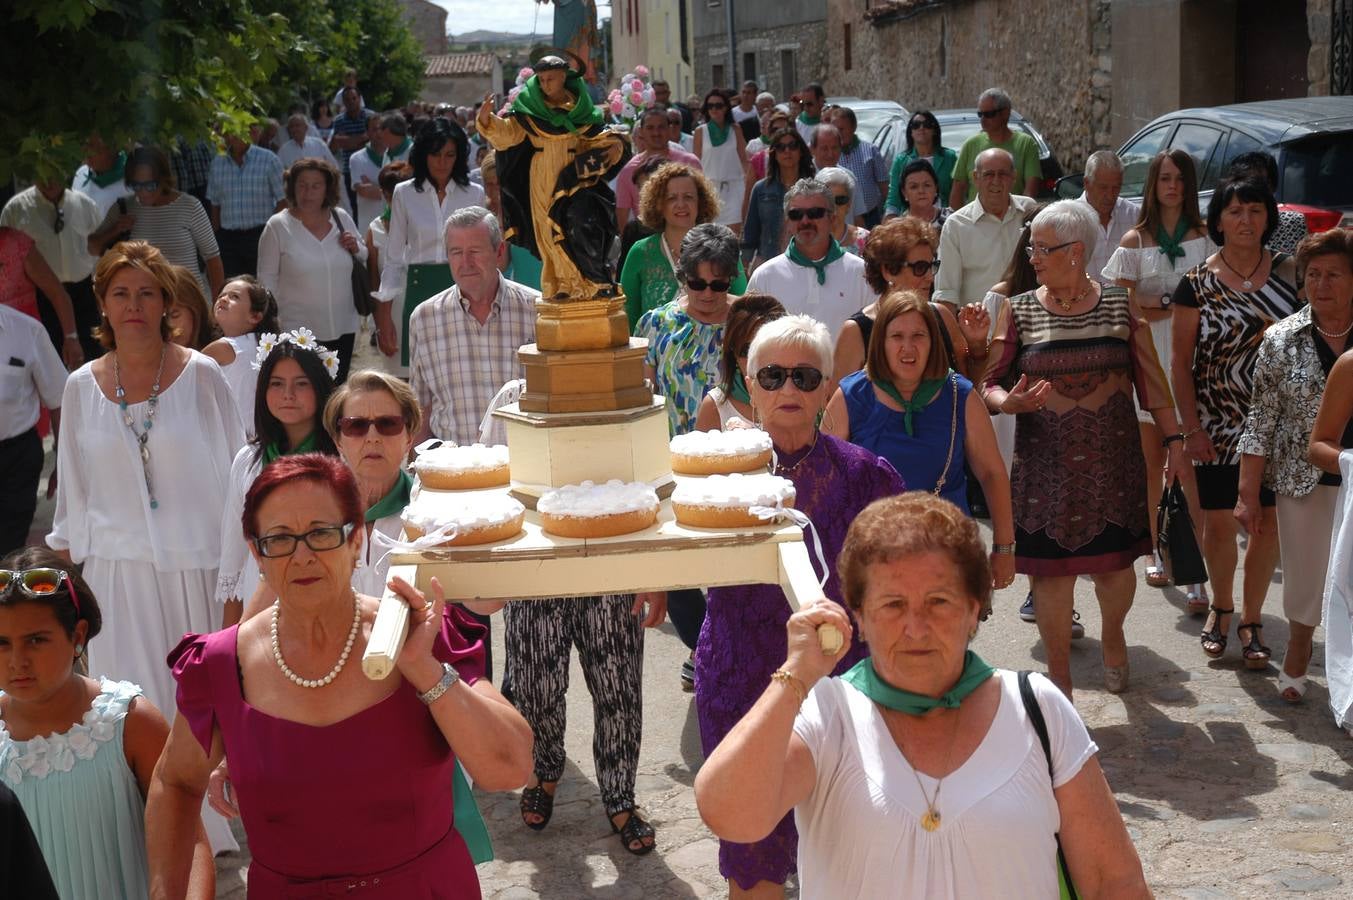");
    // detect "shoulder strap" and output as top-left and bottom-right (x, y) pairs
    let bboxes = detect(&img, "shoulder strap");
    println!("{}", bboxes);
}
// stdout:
(330, 208), (346, 234)
(930, 302), (958, 366)
(1018, 670), (1055, 780)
